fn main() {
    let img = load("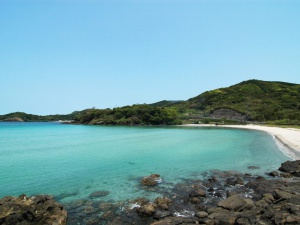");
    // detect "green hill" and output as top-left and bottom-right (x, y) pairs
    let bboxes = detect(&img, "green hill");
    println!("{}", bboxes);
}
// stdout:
(73, 104), (181, 125)
(175, 79), (300, 123)
(150, 100), (183, 107)
(1, 79), (299, 125)
(0, 111), (82, 122)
